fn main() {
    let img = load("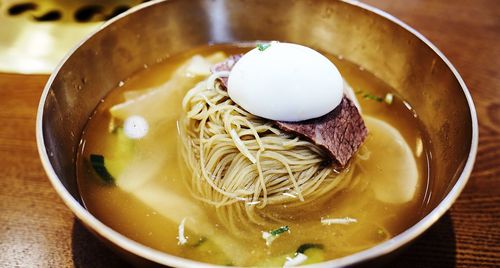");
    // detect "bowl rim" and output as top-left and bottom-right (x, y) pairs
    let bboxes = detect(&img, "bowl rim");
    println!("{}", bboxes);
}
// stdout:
(36, 0), (478, 267)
